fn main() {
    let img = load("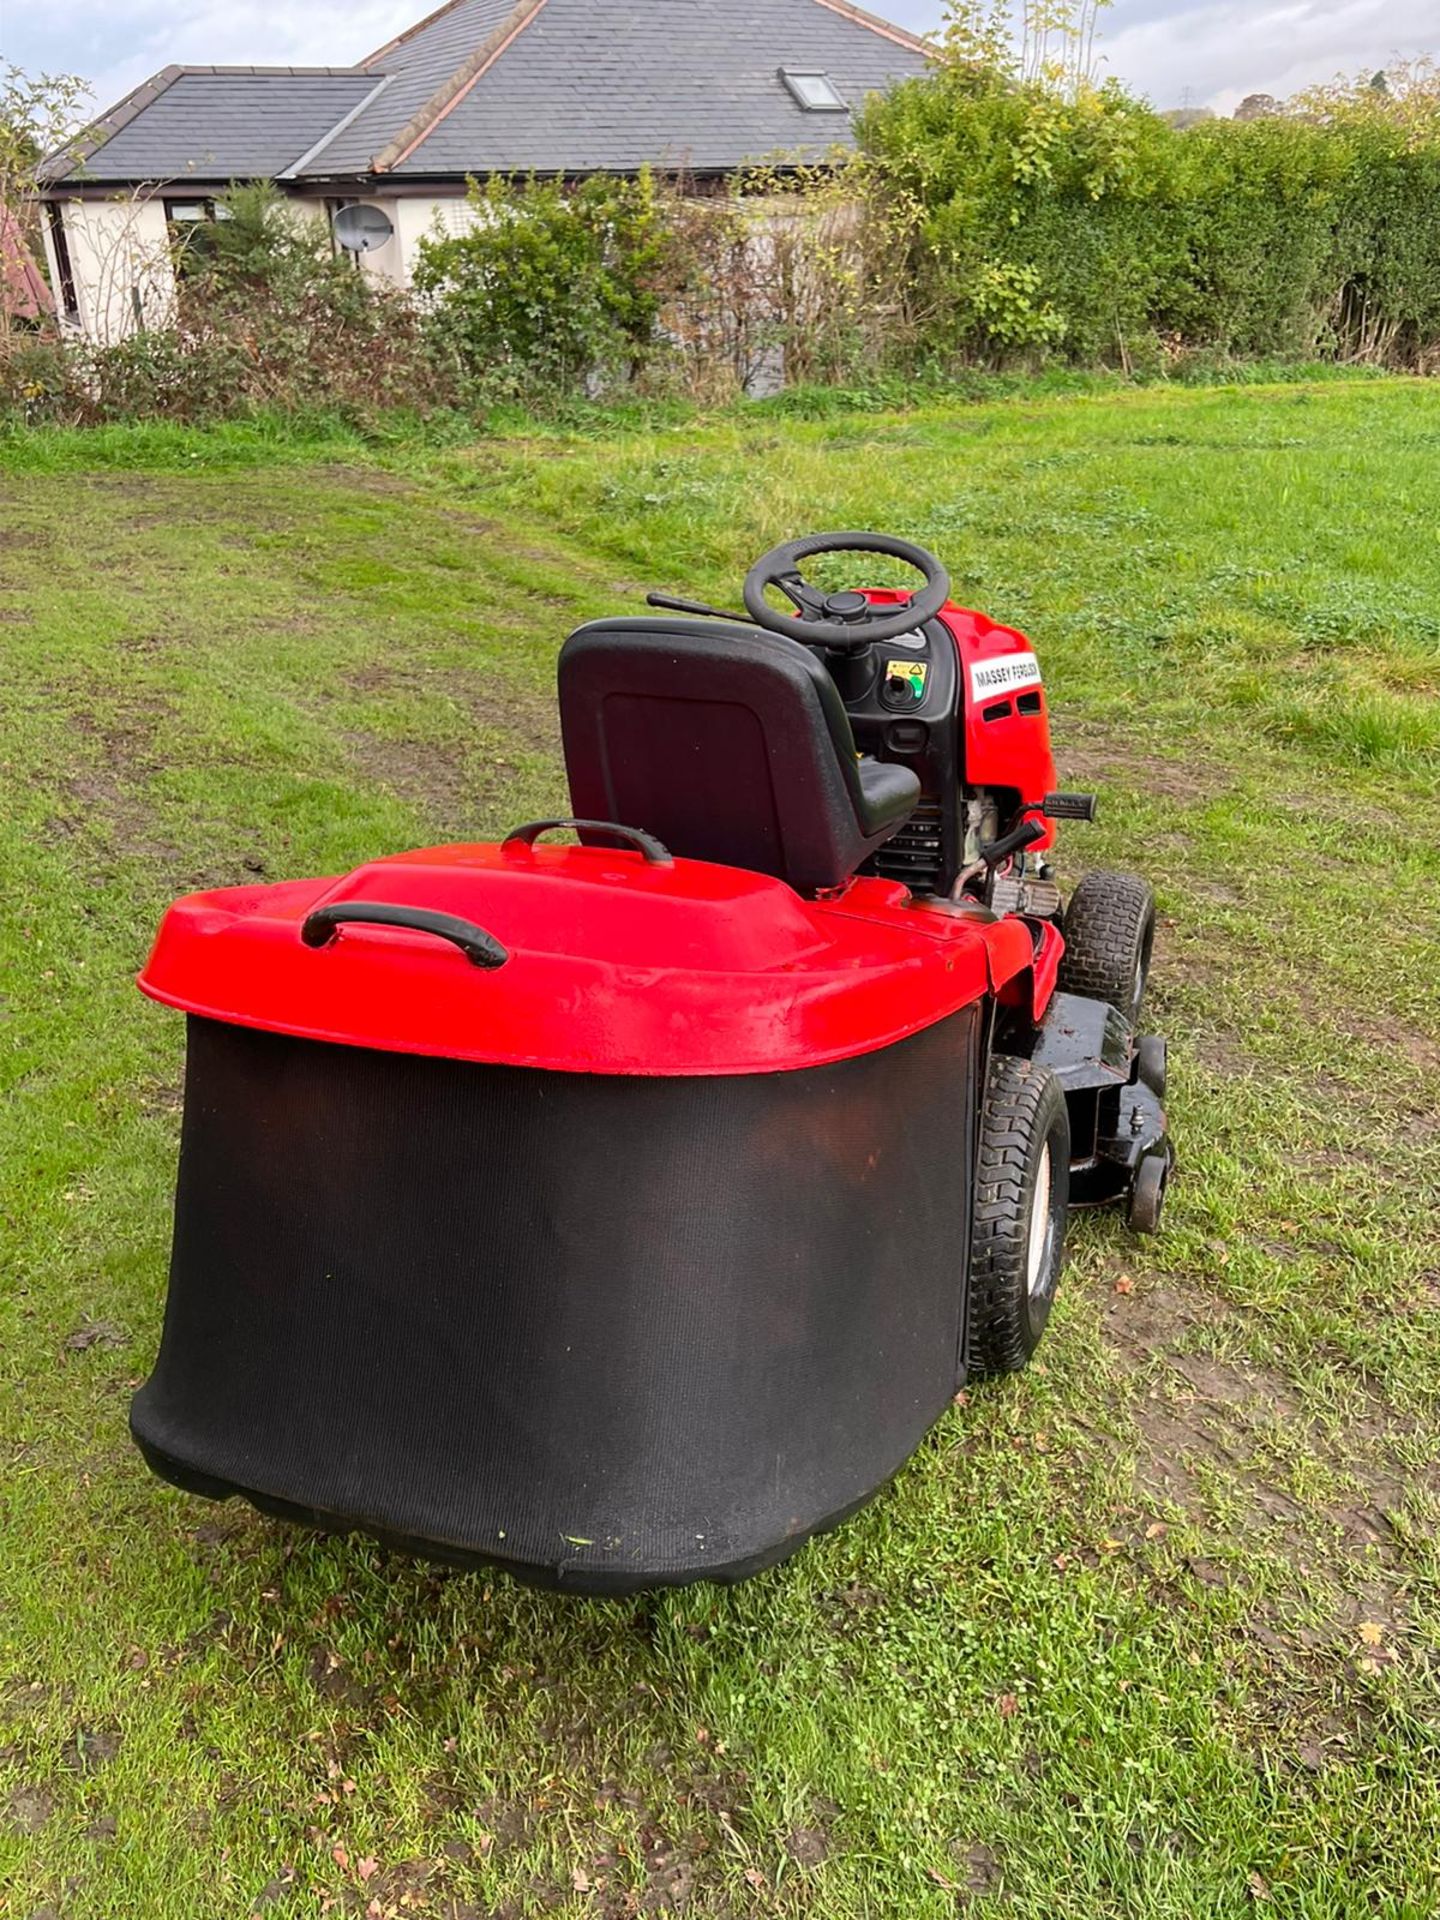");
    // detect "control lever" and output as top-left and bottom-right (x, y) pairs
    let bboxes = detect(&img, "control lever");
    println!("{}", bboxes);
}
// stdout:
(646, 591), (747, 622)
(1040, 791), (1098, 821)
(977, 819), (1046, 870)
